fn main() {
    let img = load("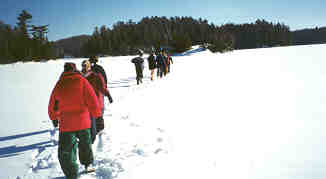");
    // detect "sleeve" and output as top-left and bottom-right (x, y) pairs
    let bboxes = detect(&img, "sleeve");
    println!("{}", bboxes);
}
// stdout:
(99, 66), (107, 85)
(83, 78), (102, 118)
(97, 74), (111, 97)
(48, 82), (60, 121)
